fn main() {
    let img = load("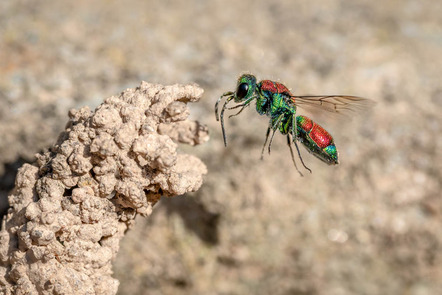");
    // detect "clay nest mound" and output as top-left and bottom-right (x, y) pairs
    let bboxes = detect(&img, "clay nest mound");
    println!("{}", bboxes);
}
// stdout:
(0, 81), (209, 295)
